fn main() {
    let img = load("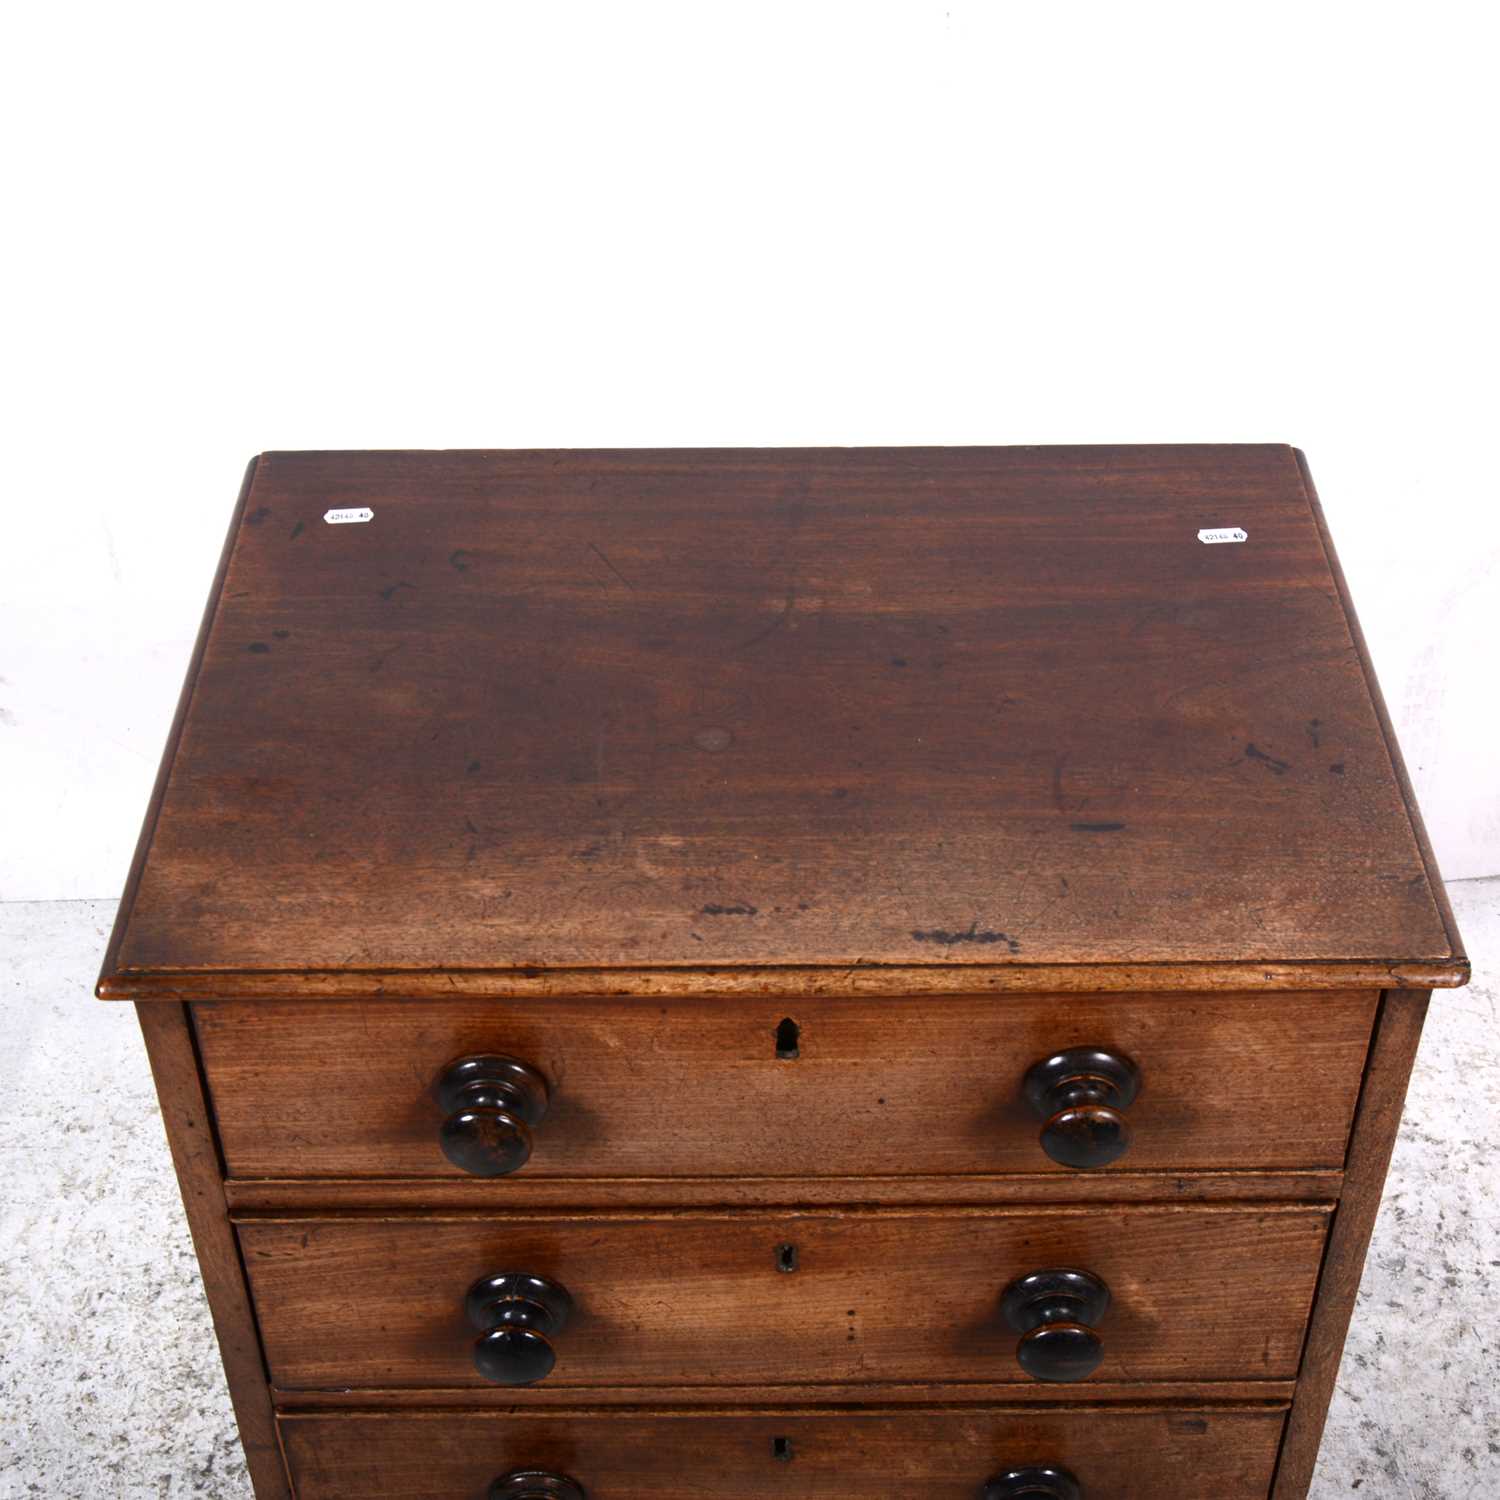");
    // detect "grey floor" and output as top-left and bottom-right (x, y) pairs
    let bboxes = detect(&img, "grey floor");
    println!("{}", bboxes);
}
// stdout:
(1, 886), (1496, 1499)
